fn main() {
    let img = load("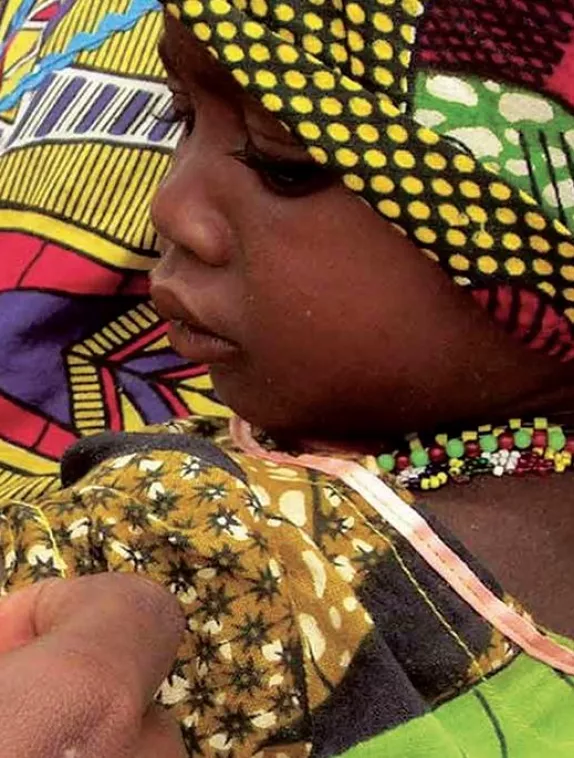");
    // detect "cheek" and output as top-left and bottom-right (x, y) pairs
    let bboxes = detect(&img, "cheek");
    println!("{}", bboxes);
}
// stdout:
(234, 188), (412, 359)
